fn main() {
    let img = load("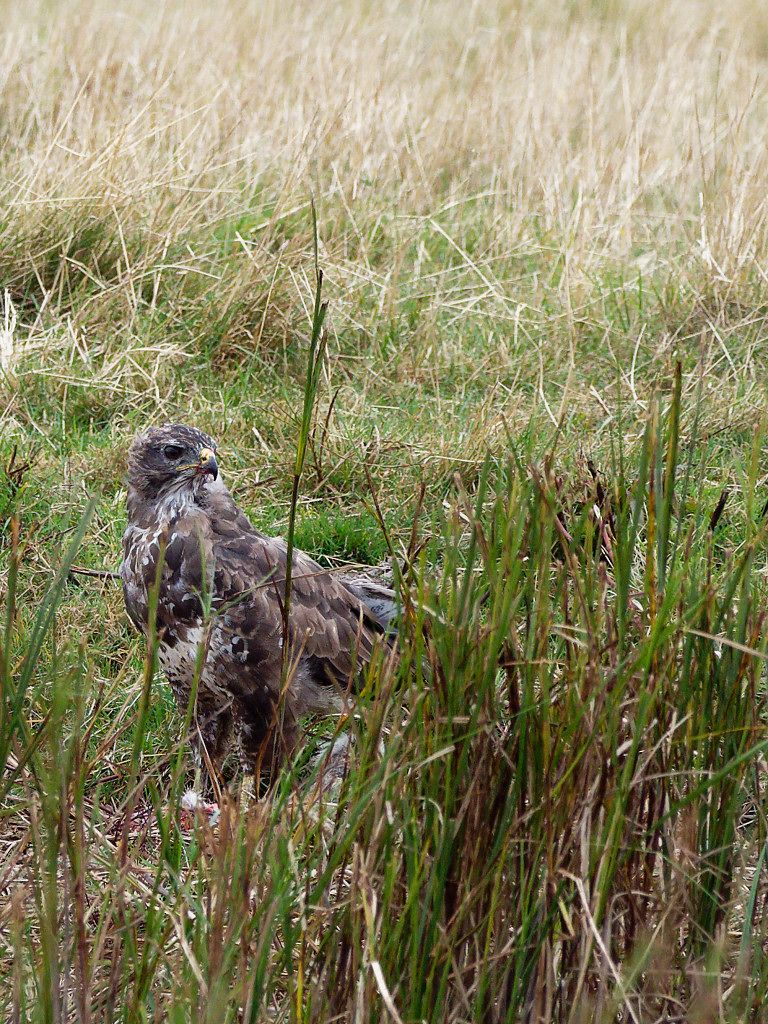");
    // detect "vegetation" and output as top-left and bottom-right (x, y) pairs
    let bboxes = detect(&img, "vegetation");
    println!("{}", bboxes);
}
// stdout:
(3, 0), (768, 1019)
